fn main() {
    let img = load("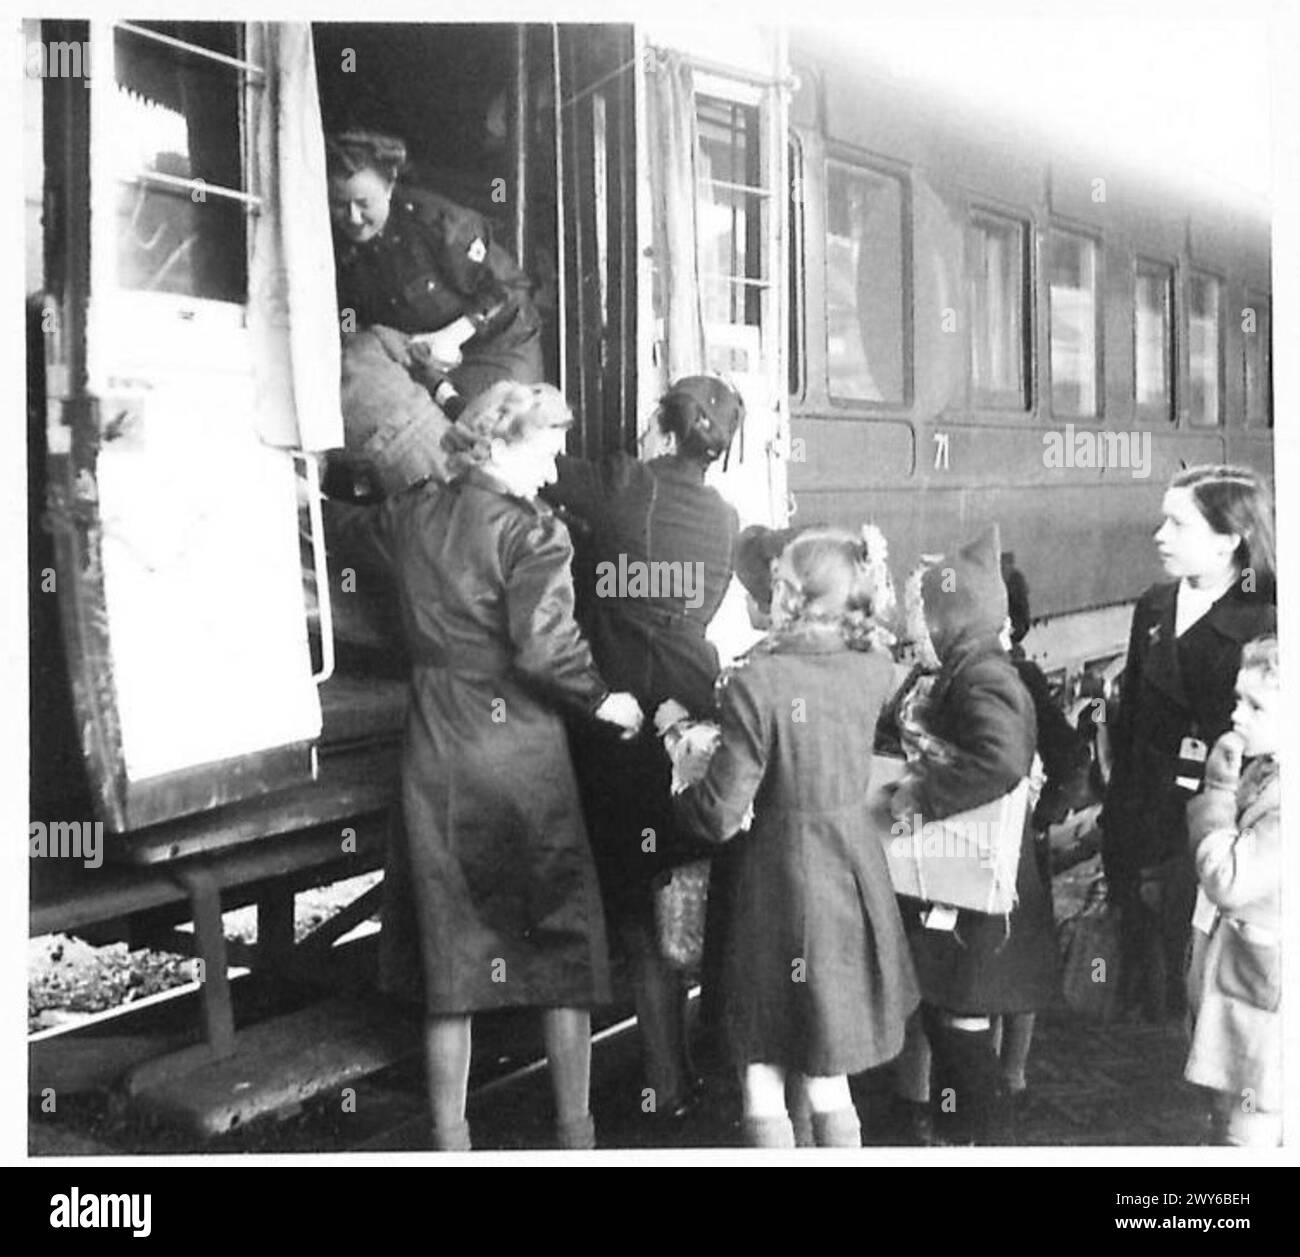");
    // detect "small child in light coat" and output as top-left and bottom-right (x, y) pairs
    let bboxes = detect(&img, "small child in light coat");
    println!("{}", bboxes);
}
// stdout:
(1185, 635), (1281, 1147)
